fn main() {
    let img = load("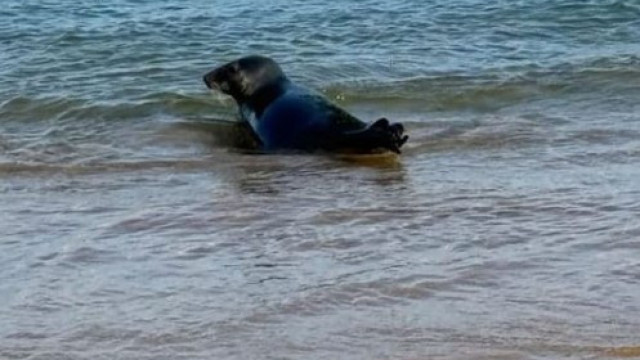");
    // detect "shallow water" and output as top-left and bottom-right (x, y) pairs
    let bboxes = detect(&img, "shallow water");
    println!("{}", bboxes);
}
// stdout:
(2, 1), (640, 359)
